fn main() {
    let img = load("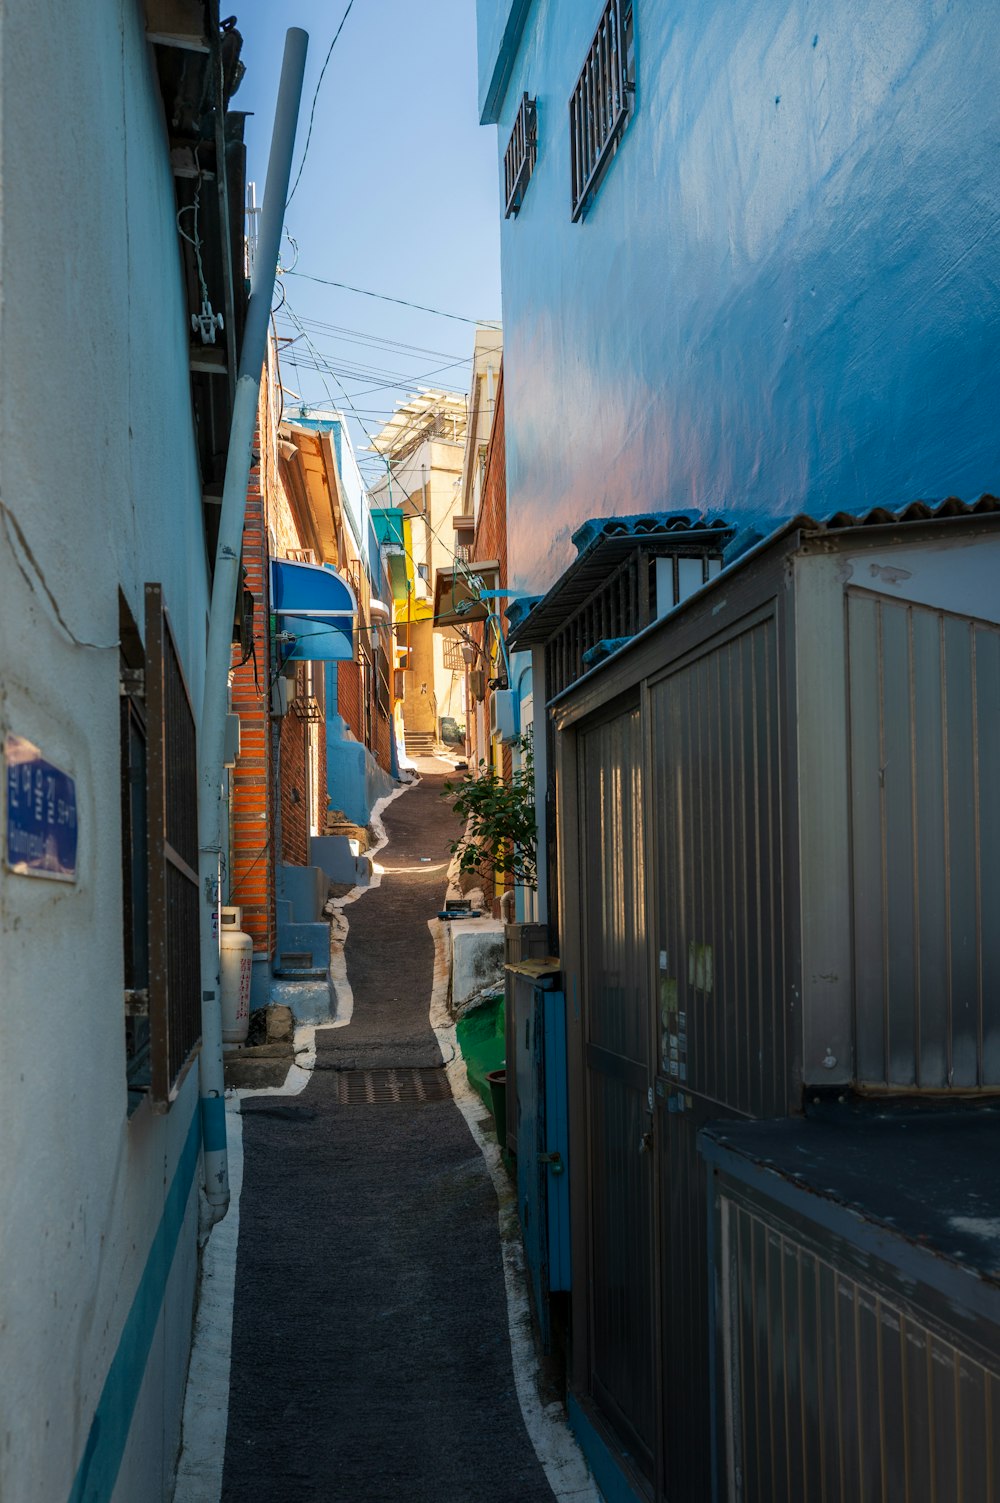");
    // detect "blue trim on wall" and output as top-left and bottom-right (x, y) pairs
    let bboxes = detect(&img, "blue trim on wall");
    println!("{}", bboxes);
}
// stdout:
(201, 1094), (227, 1154)
(567, 1394), (645, 1503)
(480, 0), (533, 123)
(67, 1108), (201, 1503)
